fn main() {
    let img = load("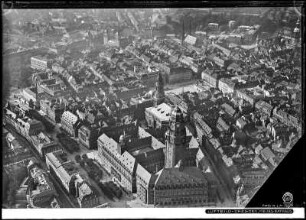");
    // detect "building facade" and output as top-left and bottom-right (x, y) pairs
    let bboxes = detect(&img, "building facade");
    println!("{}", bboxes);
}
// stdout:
(153, 167), (208, 207)
(218, 78), (236, 94)
(97, 107), (211, 207)
(97, 134), (137, 193)
(78, 124), (99, 150)
(201, 71), (218, 88)
(31, 56), (49, 70)
(61, 111), (79, 137)
(45, 150), (99, 207)
(26, 161), (58, 208)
